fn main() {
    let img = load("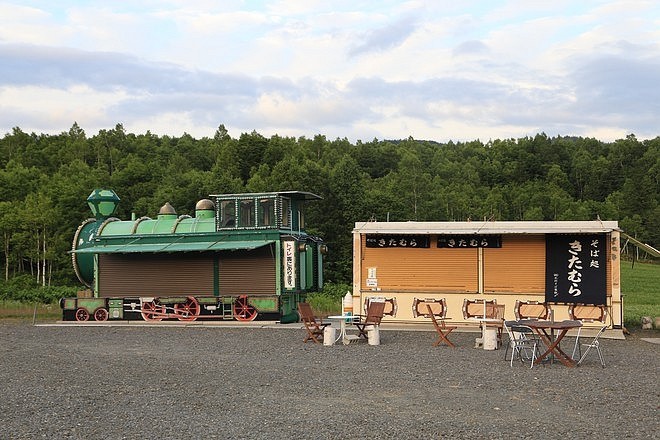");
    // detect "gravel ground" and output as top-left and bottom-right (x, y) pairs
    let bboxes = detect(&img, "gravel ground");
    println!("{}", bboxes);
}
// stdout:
(0, 322), (658, 440)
